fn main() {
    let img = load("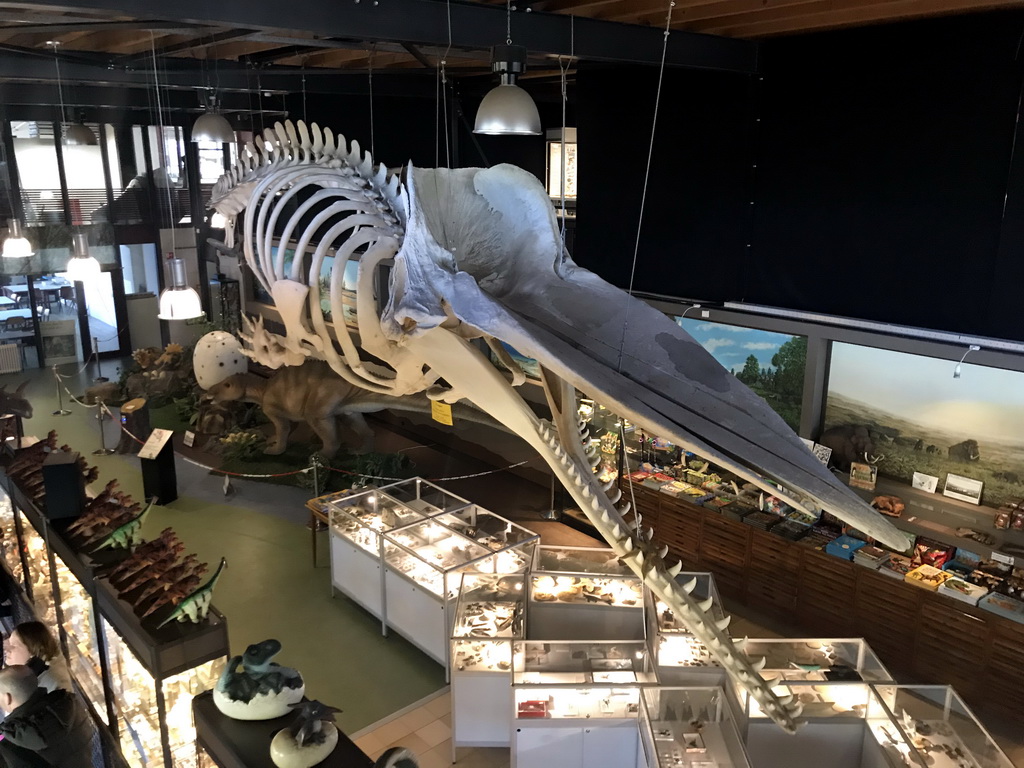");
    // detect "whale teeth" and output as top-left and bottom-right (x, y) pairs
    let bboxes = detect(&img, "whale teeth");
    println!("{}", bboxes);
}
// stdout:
(667, 561), (683, 578)
(696, 596), (714, 612)
(600, 511), (611, 525)
(750, 656), (767, 672)
(680, 577), (697, 594)
(715, 616), (731, 631)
